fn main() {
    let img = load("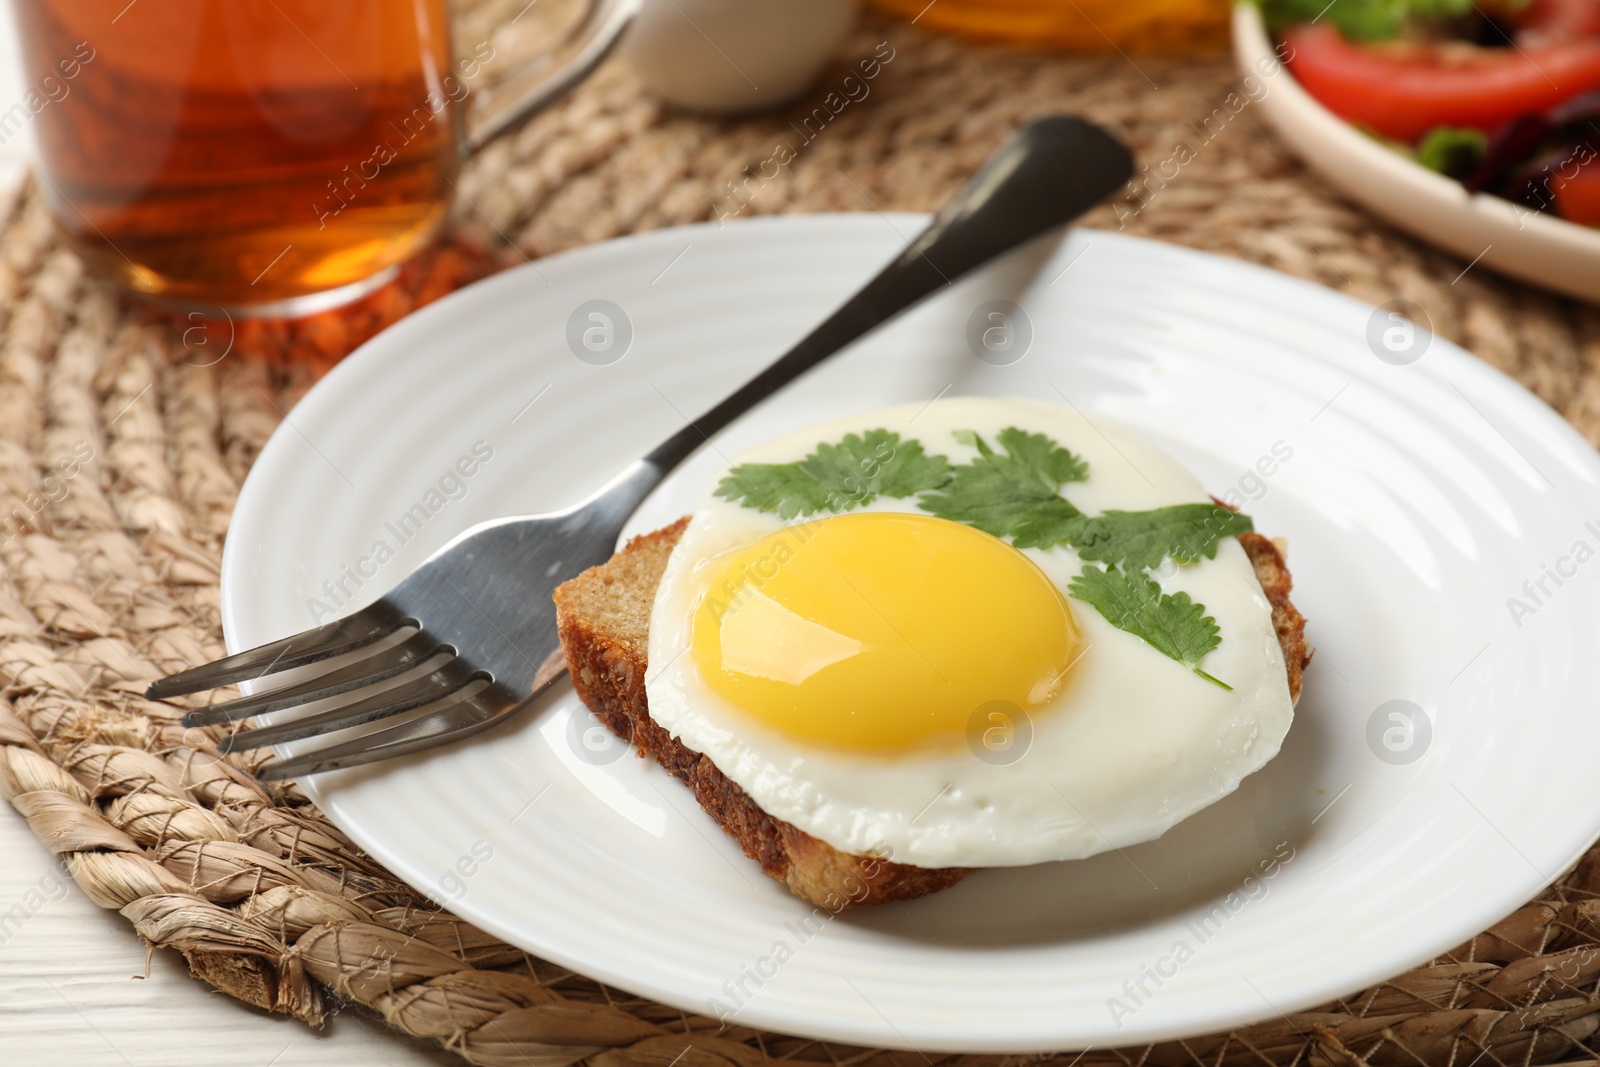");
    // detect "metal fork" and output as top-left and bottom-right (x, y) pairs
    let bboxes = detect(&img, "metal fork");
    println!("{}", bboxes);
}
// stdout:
(147, 116), (1133, 780)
